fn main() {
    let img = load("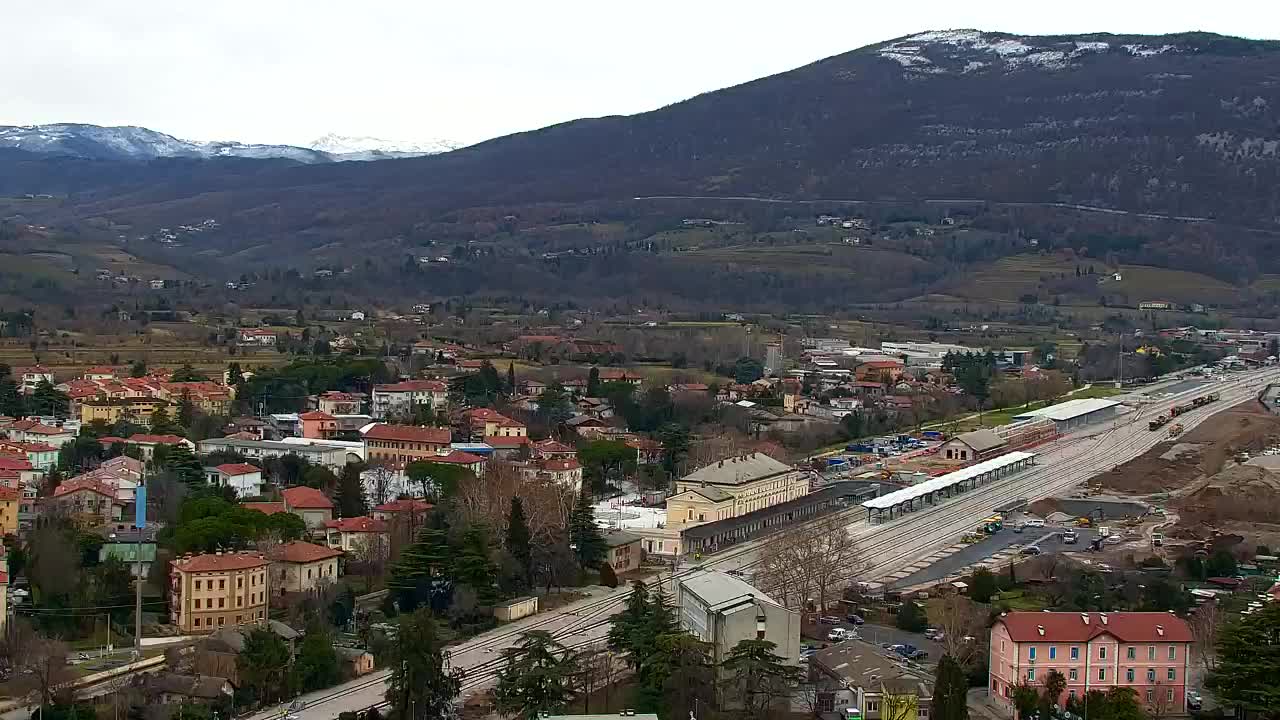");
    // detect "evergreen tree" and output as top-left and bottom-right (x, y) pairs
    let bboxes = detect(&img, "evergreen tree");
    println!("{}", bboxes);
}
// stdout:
(493, 631), (579, 720)
(719, 639), (803, 720)
(586, 367), (601, 397)
(237, 628), (294, 706)
(535, 383), (574, 426)
(388, 517), (453, 611)
(227, 361), (245, 389)
(507, 362), (517, 396)
(294, 623), (341, 692)
(932, 655), (970, 720)
(149, 406), (179, 435)
(334, 462), (369, 517)
(1208, 602), (1280, 715)
(598, 561), (618, 588)
(568, 491), (606, 568)
(0, 364), (23, 417)
(505, 497), (532, 587)
(608, 580), (651, 668)
(29, 380), (69, 418)
(453, 524), (499, 606)
(642, 632), (715, 720)
(896, 600), (927, 632)
(176, 391), (196, 430)
(385, 609), (463, 720)
(170, 363), (208, 382)
(129, 360), (147, 378)
(164, 443), (205, 486)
